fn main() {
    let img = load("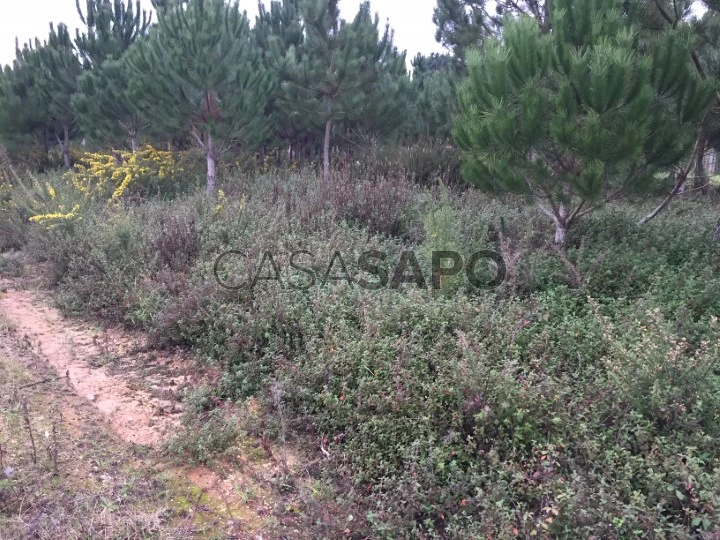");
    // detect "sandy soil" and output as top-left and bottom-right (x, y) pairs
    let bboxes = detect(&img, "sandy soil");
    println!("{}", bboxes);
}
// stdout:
(0, 288), (186, 447)
(0, 269), (303, 538)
